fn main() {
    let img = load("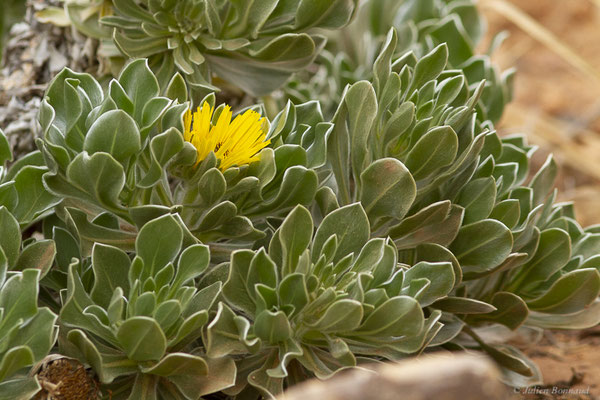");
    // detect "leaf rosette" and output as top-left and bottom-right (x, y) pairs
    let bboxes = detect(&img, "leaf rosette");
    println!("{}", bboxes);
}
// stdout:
(0, 206), (58, 400)
(37, 60), (320, 252)
(57, 214), (235, 399)
(207, 204), (457, 398)
(47, 0), (360, 95)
